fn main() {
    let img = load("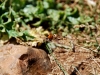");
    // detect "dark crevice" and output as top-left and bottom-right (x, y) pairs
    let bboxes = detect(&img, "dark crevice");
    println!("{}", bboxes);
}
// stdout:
(70, 62), (84, 75)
